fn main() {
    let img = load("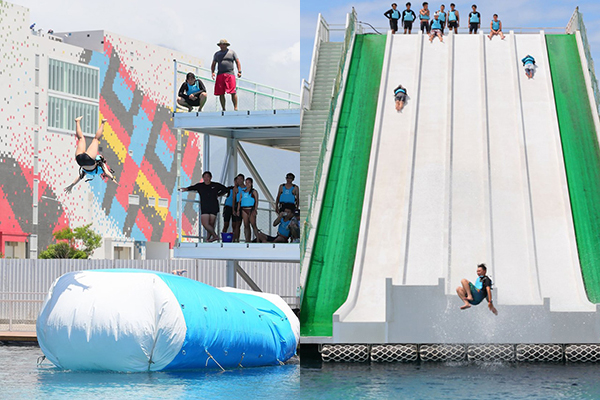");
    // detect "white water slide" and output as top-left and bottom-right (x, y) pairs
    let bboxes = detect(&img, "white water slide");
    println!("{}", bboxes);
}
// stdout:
(333, 31), (599, 344)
